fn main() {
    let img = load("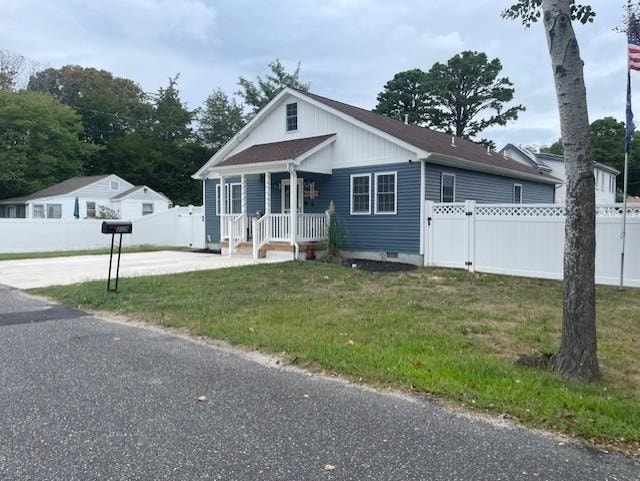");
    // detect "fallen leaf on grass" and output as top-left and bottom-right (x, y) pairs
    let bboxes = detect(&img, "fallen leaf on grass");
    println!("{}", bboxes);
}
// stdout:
(346, 339), (355, 347)
(324, 464), (336, 471)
